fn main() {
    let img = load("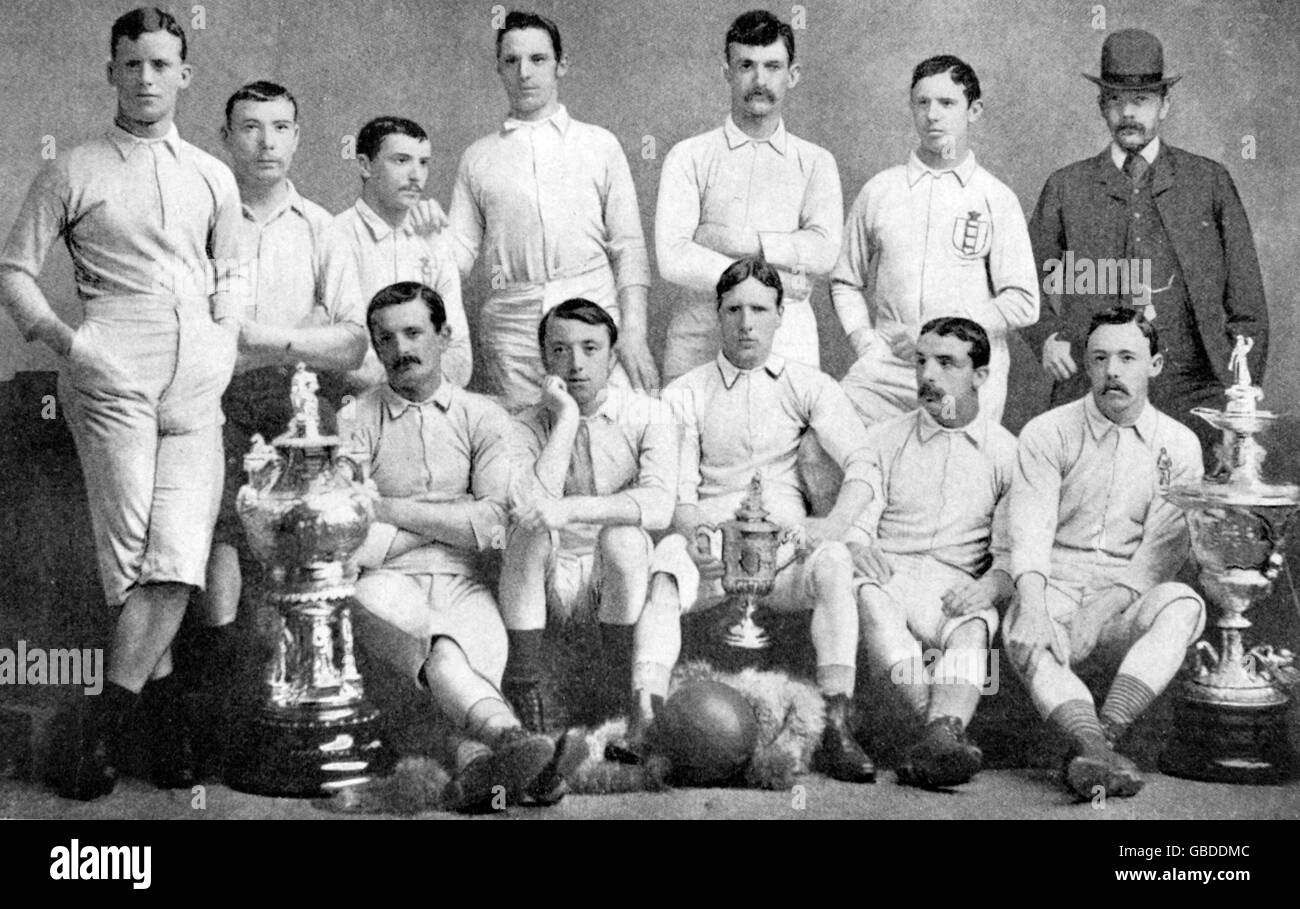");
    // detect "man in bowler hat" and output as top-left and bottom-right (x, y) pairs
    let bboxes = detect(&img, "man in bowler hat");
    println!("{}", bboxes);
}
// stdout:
(1023, 29), (1268, 465)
